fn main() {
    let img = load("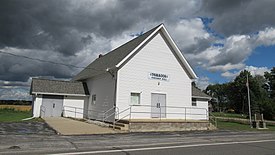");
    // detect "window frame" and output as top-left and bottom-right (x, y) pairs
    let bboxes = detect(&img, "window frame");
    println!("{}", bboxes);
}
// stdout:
(130, 92), (141, 105)
(92, 94), (96, 104)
